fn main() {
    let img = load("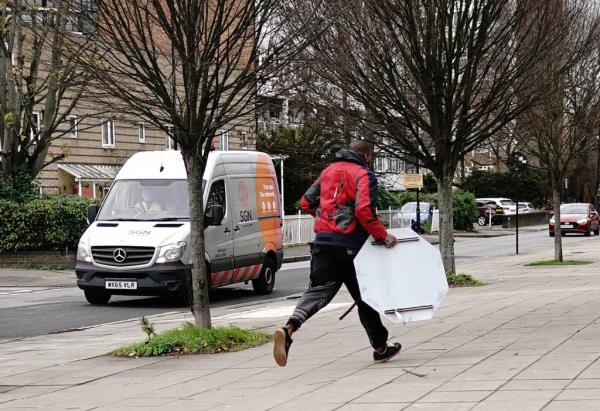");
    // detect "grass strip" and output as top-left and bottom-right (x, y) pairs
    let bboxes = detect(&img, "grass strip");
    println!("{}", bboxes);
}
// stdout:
(525, 259), (593, 266)
(111, 323), (270, 357)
